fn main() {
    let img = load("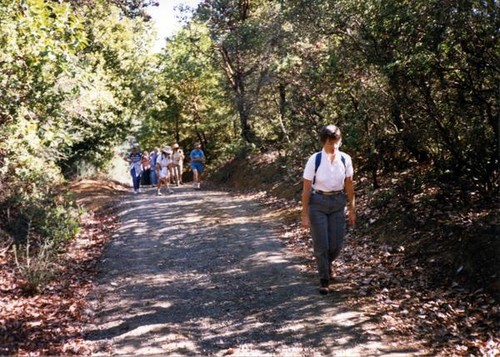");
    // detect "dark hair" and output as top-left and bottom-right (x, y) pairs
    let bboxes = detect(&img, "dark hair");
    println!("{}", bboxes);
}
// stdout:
(319, 125), (341, 144)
